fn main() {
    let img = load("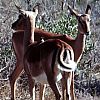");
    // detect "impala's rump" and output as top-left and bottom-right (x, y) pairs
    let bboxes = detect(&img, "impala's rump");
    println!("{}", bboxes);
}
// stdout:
(24, 39), (77, 84)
